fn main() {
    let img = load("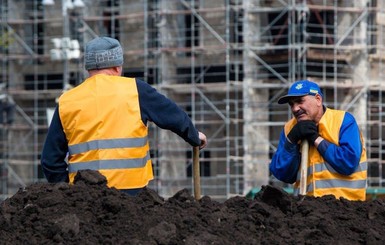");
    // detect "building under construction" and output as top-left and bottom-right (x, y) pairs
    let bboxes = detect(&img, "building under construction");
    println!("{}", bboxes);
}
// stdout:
(1, 0), (385, 200)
